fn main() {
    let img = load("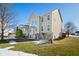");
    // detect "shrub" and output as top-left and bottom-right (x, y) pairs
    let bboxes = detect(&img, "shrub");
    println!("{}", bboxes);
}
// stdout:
(61, 33), (66, 38)
(0, 40), (8, 43)
(54, 33), (66, 40)
(16, 27), (25, 38)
